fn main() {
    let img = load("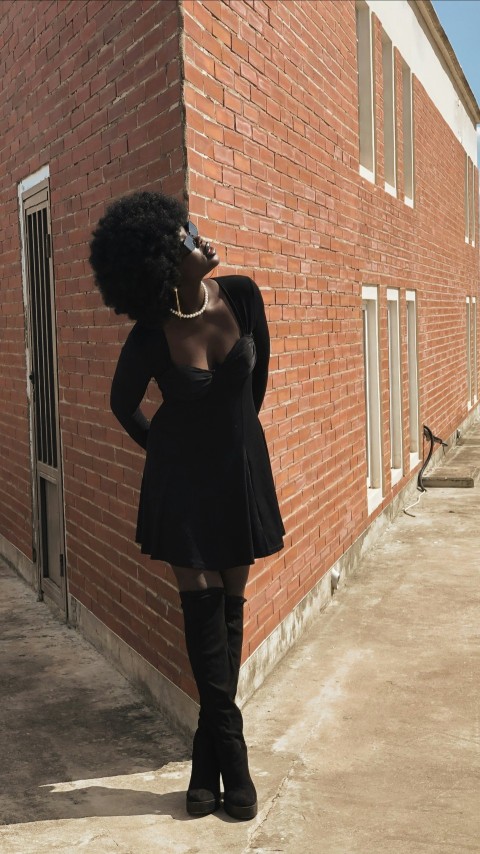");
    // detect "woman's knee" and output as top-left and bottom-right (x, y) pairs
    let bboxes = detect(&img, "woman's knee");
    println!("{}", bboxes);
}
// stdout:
(170, 563), (251, 594)
(220, 565), (250, 597)
(170, 565), (223, 592)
